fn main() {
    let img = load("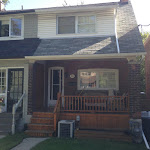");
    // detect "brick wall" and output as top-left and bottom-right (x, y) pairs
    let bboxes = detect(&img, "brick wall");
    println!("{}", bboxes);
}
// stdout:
(28, 63), (34, 115)
(27, 59), (144, 115)
(145, 36), (150, 100)
(128, 63), (141, 116)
